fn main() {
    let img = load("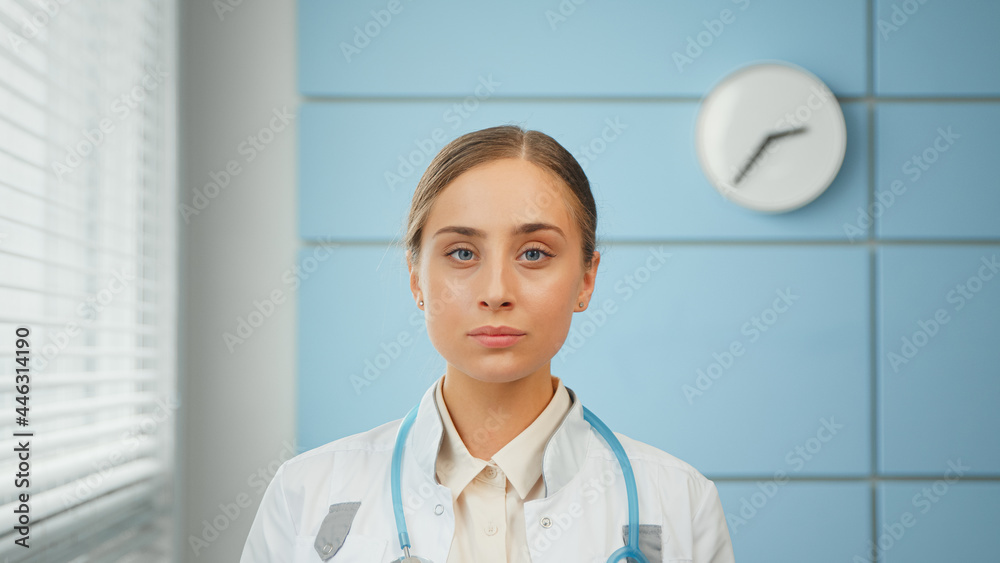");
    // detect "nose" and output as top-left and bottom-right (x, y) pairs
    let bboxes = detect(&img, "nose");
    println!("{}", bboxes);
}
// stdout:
(479, 252), (514, 311)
